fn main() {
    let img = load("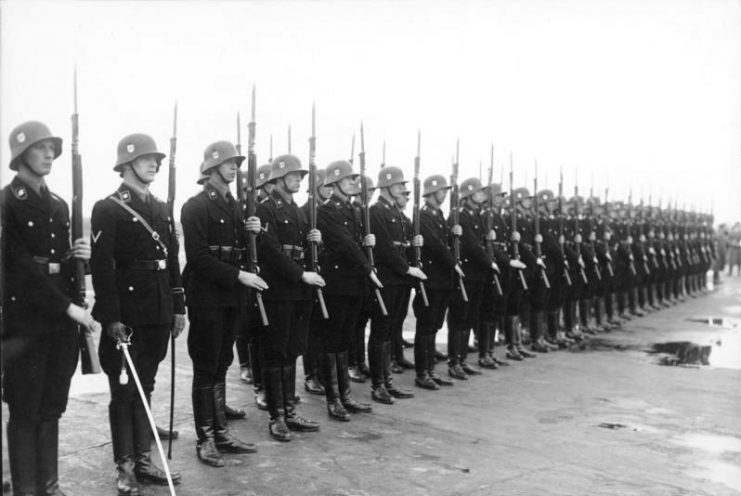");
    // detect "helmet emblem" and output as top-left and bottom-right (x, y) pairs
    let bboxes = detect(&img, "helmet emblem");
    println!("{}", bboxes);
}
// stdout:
(334, 168), (340, 176)
(259, 172), (265, 180)
(16, 132), (25, 143)
(432, 180), (437, 186)
(212, 151), (219, 160)
(127, 144), (135, 153)
(386, 173), (392, 180)
(279, 161), (286, 169)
